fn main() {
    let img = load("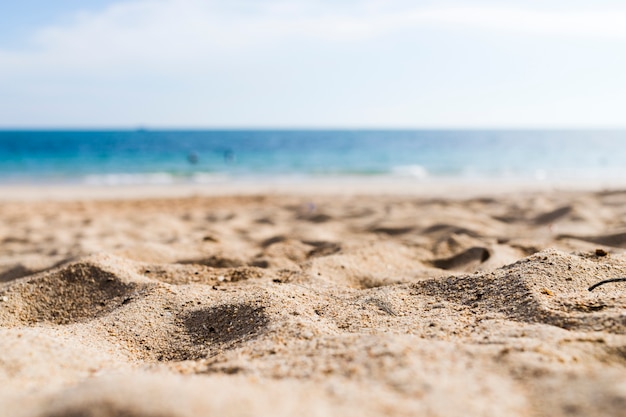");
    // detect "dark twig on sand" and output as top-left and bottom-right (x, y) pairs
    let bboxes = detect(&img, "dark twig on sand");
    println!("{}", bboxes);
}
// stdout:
(588, 278), (626, 291)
